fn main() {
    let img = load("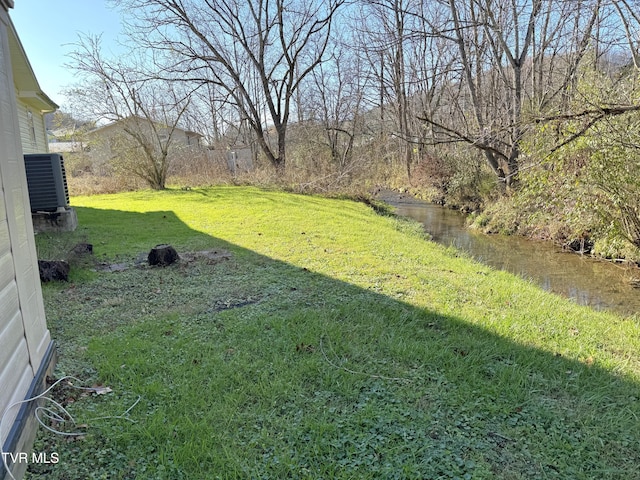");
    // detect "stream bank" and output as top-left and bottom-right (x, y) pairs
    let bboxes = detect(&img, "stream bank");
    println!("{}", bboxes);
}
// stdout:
(379, 191), (640, 317)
